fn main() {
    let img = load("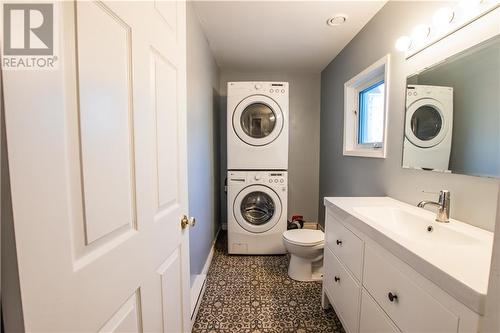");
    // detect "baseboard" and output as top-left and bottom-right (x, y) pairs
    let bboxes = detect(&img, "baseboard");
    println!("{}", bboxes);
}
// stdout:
(190, 274), (206, 319)
(190, 227), (220, 323)
(302, 221), (319, 230)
